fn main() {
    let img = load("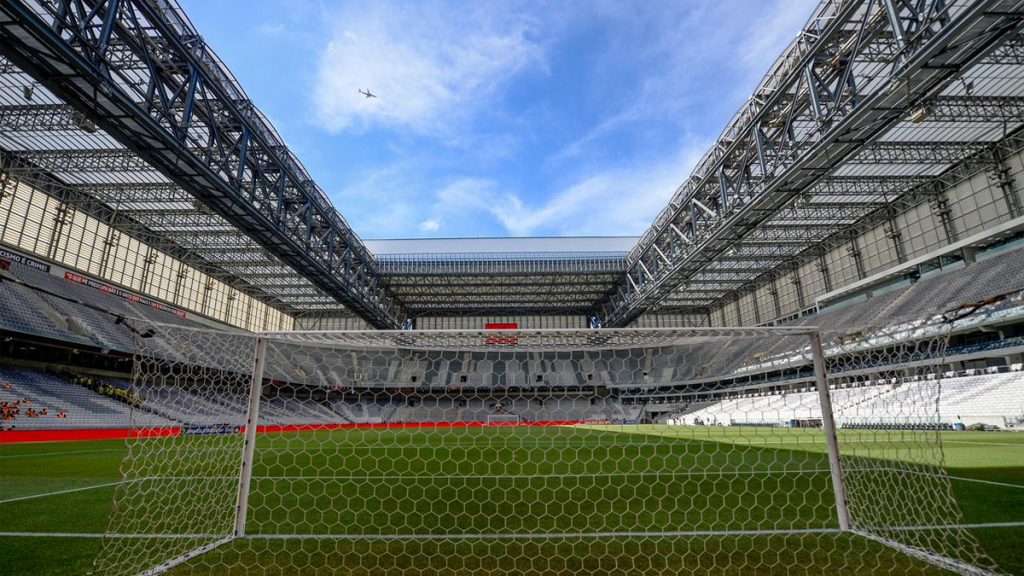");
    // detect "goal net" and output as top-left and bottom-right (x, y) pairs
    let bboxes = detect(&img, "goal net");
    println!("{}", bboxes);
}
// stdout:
(93, 323), (999, 575)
